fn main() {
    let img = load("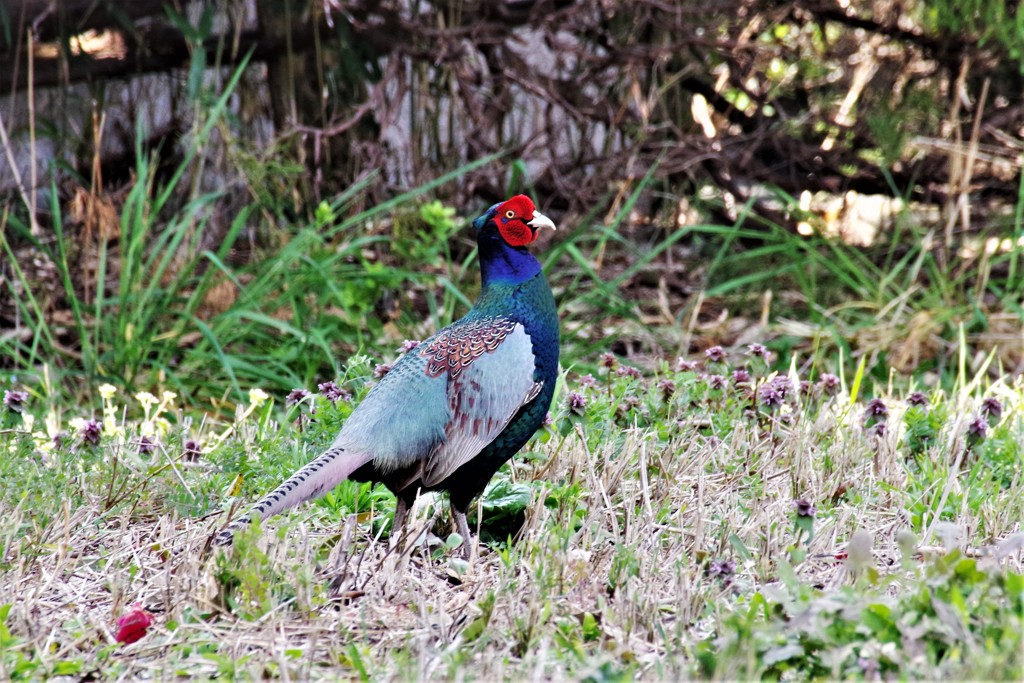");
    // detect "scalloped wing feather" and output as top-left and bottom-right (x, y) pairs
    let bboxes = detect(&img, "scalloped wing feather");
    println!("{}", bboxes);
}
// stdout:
(420, 323), (541, 487)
